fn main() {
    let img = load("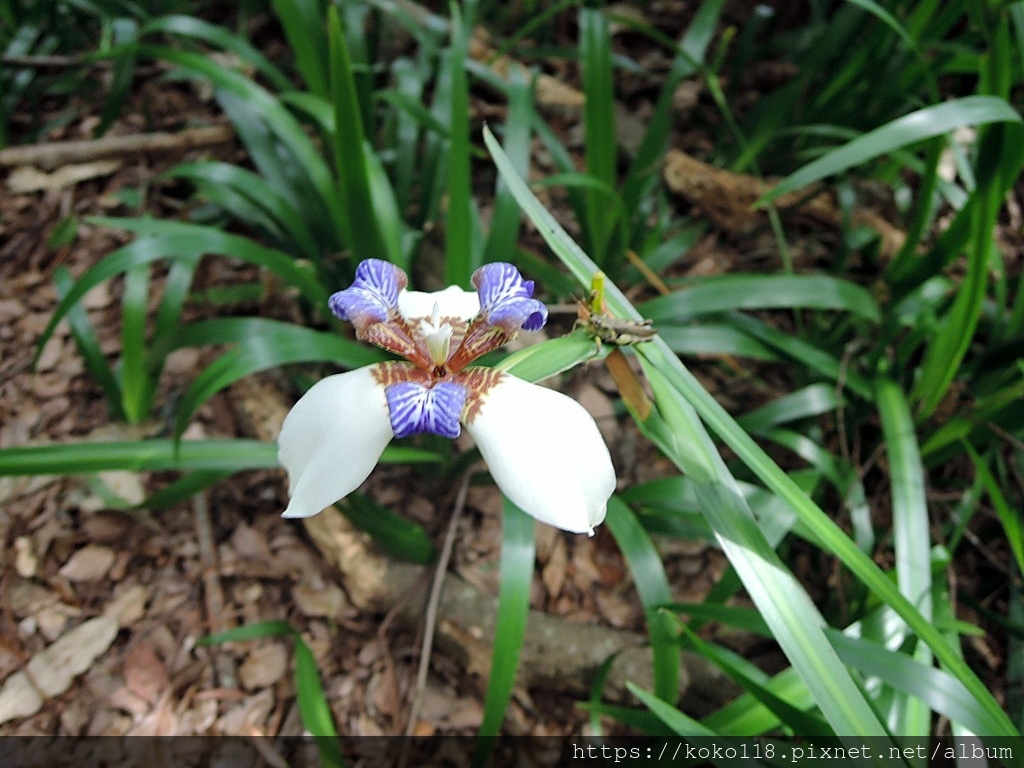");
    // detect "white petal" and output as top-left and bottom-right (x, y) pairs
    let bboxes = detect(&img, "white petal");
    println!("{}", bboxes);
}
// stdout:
(465, 373), (616, 535)
(277, 366), (393, 518)
(398, 285), (480, 322)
